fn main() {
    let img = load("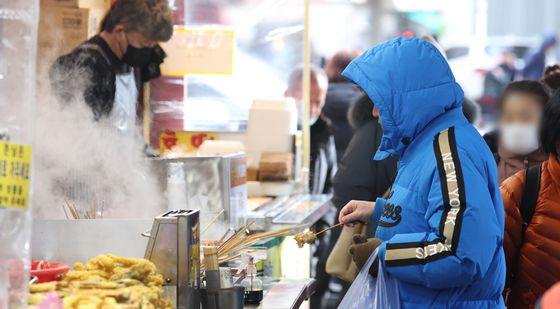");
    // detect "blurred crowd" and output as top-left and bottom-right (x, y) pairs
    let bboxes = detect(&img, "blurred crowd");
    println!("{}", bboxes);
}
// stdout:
(480, 34), (557, 124)
(290, 35), (560, 309)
